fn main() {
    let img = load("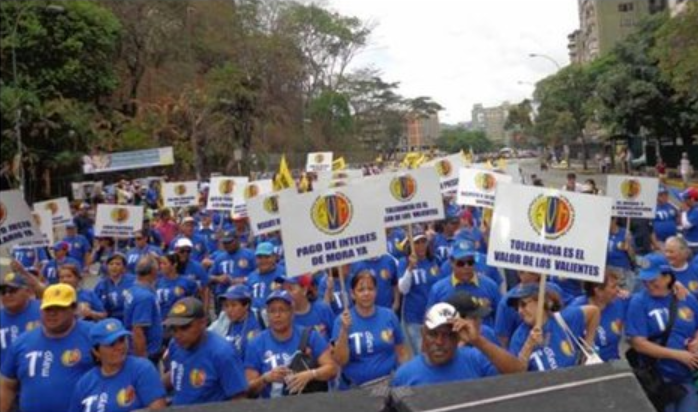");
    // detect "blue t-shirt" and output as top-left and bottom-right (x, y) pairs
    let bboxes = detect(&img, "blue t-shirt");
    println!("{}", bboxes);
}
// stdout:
(0, 300), (41, 363)
(168, 332), (248, 405)
(123, 283), (163, 357)
(455, 227), (484, 252)
(225, 315), (262, 362)
(125, 245), (162, 273)
(195, 226), (218, 255)
(69, 356), (165, 412)
(670, 264), (698, 299)
(169, 234), (209, 262)
(63, 234), (92, 266)
(77, 289), (106, 317)
(398, 257), (443, 324)
(606, 228), (633, 270)
(550, 277), (584, 305)
(0, 321), (95, 412)
(155, 275), (198, 316)
(570, 296), (627, 361)
(625, 291), (698, 383)
(391, 347), (497, 387)
(244, 326), (329, 398)
(331, 306), (404, 387)
(509, 306), (586, 372)
(94, 274), (136, 322)
(295, 301), (335, 341)
(653, 202), (679, 242)
(427, 275), (501, 327)
(42, 257), (82, 285)
(246, 266), (286, 310)
(178, 260), (209, 290)
(11, 247), (48, 269)
(317, 272), (353, 316)
(208, 249), (257, 296)
(350, 255), (399, 309)
(683, 205), (698, 244)
(432, 233), (457, 265)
